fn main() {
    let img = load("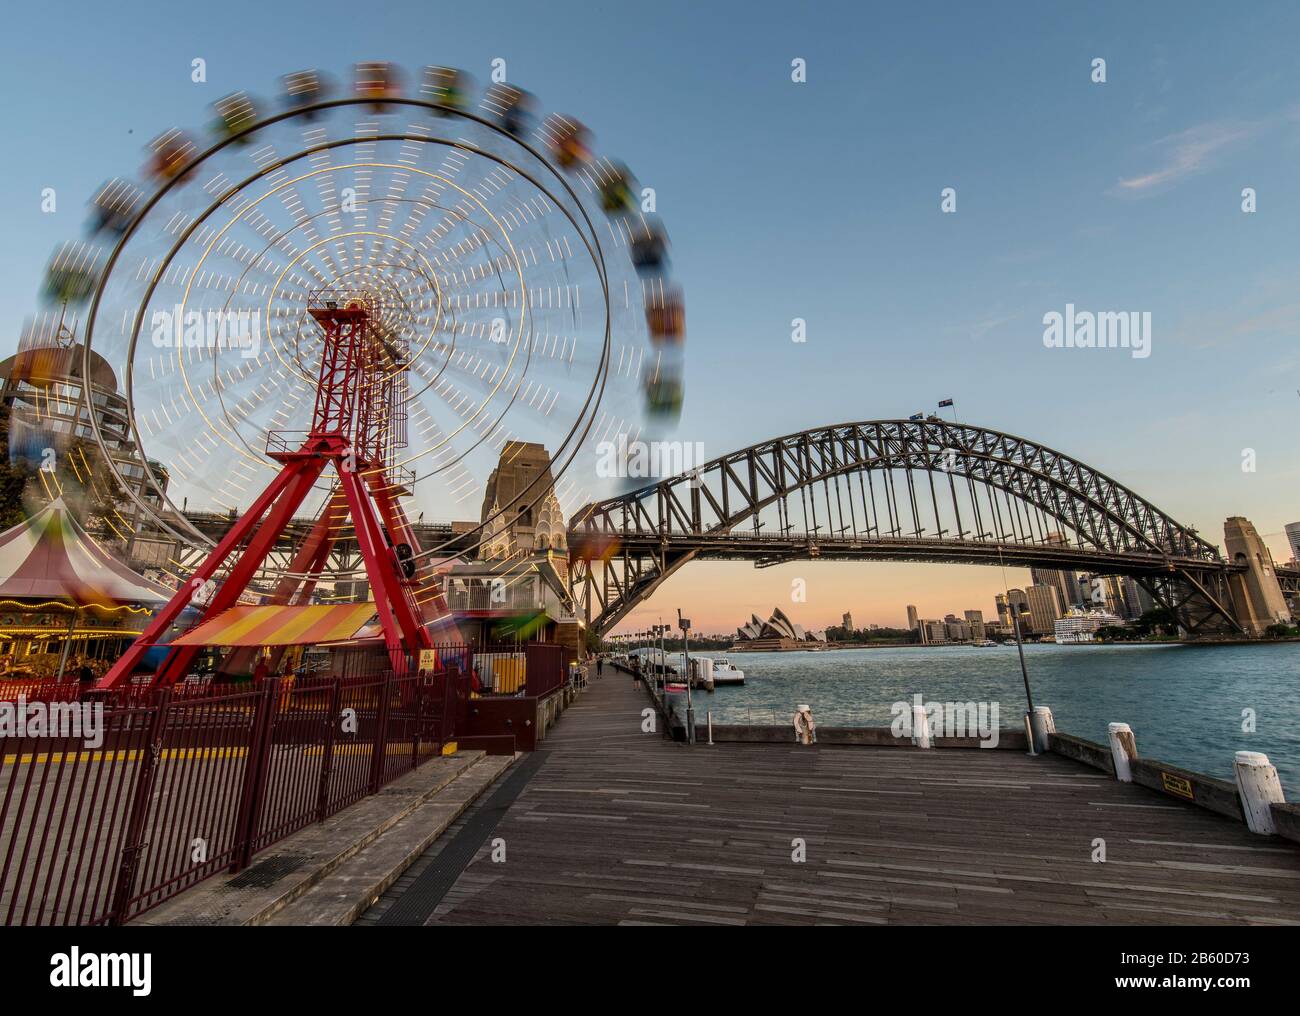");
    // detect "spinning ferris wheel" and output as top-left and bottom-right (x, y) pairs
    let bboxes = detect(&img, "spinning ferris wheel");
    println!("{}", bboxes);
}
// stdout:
(28, 62), (686, 685)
